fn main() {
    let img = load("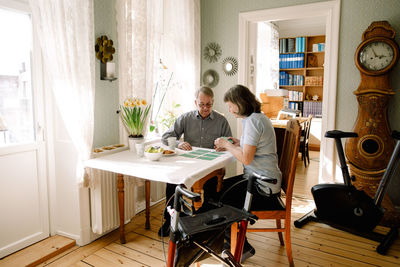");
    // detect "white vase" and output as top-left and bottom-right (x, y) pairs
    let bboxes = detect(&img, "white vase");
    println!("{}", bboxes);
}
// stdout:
(128, 136), (144, 152)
